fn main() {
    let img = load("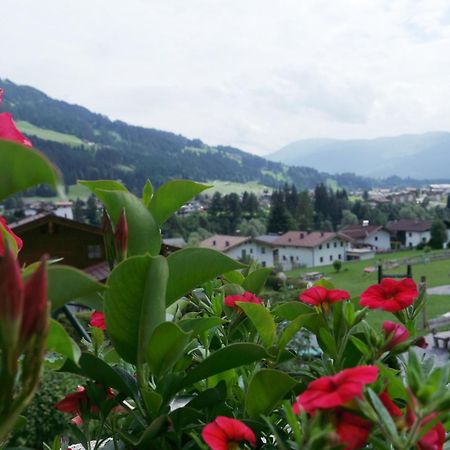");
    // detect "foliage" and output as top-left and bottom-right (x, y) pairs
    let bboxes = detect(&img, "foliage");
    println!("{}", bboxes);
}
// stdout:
(333, 259), (343, 273)
(429, 220), (448, 249)
(7, 371), (82, 449)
